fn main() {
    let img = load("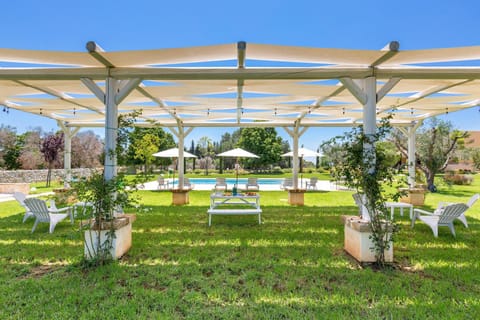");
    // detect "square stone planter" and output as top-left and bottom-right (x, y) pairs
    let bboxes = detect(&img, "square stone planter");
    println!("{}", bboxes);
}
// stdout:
(84, 214), (136, 260)
(399, 188), (426, 206)
(288, 189), (306, 206)
(172, 189), (190, 205)
(342, 215), (393, 263)
(0, 183), (30, 194)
